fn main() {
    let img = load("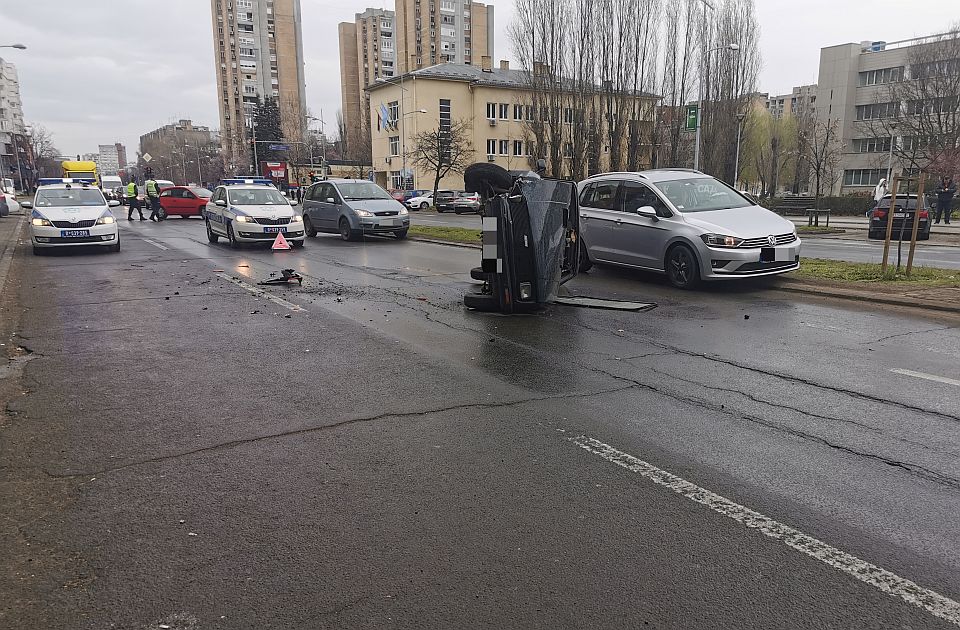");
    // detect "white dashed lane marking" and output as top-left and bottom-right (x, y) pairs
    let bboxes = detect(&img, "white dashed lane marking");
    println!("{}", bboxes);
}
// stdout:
(891, 368), (960, 388)
(568, 434), (960, 627)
